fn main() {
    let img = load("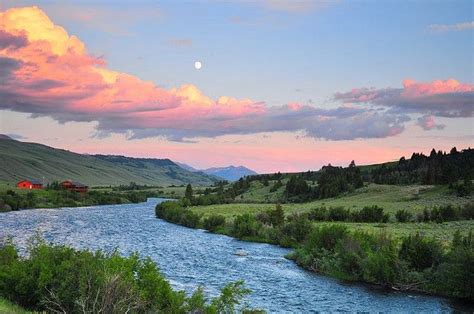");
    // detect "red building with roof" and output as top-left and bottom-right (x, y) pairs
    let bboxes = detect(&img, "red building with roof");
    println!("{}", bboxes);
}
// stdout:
(16, 179), (43, 190)
(60, 180), (88, 193)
